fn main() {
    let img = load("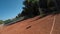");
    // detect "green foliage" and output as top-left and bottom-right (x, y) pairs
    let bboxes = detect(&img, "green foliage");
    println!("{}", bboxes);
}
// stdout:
(0, 20), (4, 24)
(20, 0), (40, 18)
(27, 0), (39, 3)
(4, 19), (12, 24)
(39, 0), (60, 15)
